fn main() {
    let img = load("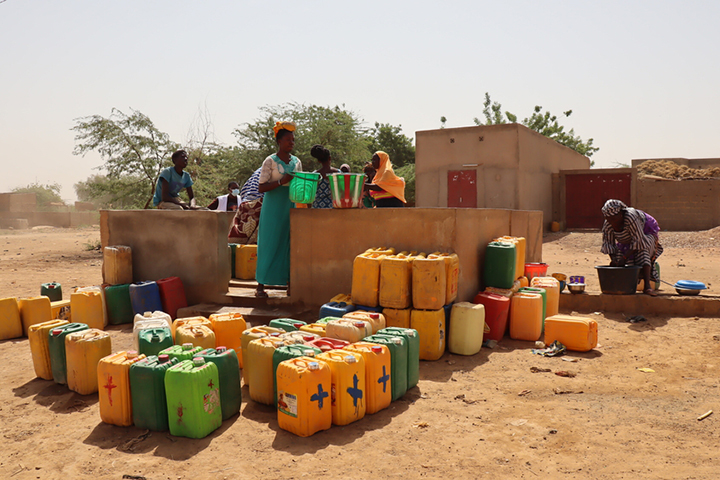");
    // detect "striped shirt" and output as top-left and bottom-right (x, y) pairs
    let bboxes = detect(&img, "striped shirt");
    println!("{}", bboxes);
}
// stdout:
(240, 168), (264, 202)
